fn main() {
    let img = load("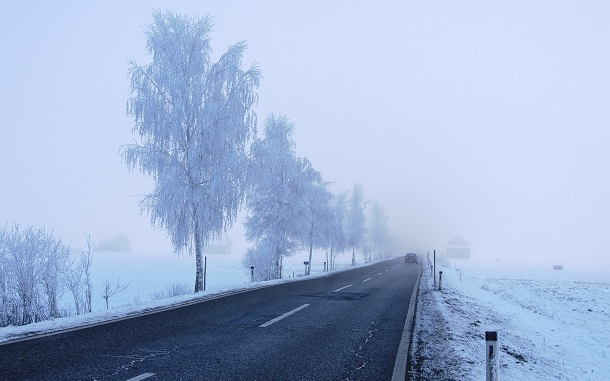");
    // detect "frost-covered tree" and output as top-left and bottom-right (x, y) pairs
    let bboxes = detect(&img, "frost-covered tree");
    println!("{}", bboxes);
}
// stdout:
(368, 200), (390, 261)
(40, 236), (70, 318)
(65, 237), (94, 315)
(346, 184), (367, 266)
(0, 227), (8, 326)
(243, 115), (307, 279)
(326, 191), (348, 270)
(122, 11), (260, 292)
(81, 237), (94, 313)
(300, 158), (332, 275)
(0, 225), (72, 326)
(96, 234), (130, 252)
